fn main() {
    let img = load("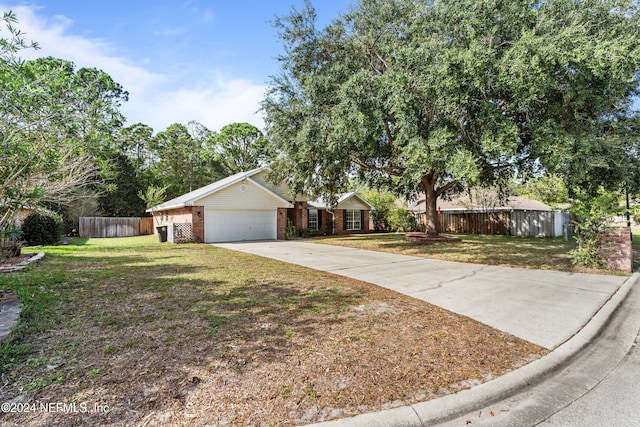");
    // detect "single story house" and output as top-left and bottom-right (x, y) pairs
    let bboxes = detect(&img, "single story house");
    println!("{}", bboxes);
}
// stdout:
(408, 190), (568, 237)
(7, 206), (58, 227)
(148, 167), (372, 243)
(410, 191), (554, 215)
